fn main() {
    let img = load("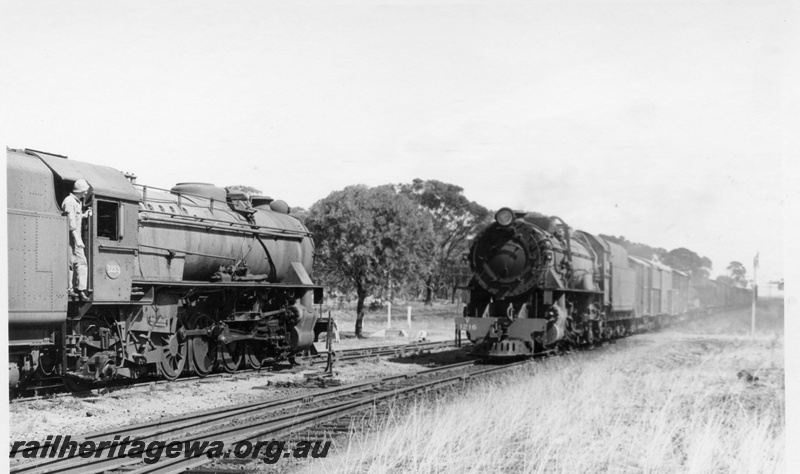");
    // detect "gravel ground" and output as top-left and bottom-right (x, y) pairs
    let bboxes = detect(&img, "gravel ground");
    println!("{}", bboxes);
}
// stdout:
(9, 356), (434, 445)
